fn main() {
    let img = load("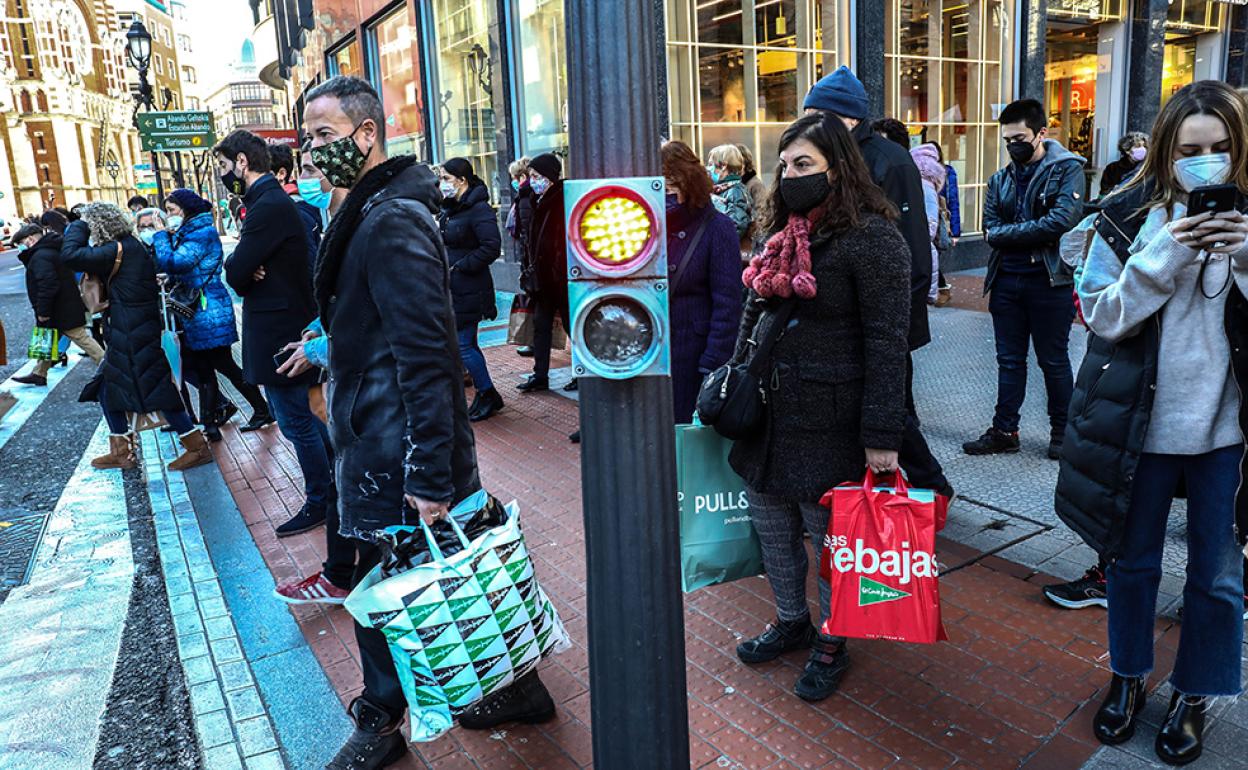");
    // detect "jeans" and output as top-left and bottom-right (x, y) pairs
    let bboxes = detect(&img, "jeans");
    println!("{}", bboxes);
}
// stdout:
(352, 538), (407, 719)
(33, 325), (104, 376)
(103, 405), (194, 435)
(266, 383), (334, 510)
(899, 352), (950, 492)
(1107, 445), (1245, 697)
(185, 346), (269, 423)
(323, 493), (355, 590)
(457, 324), (493, 391)
(988, 271), (1076, 434)
(746, 487), (840, 640)
(531, 298), (569, 380)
